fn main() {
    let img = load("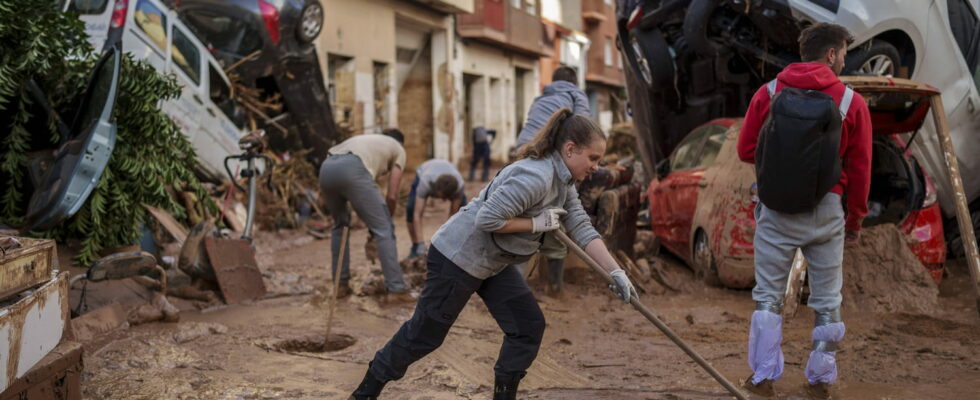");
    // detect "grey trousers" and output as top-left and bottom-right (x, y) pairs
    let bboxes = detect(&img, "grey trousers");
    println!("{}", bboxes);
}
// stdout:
(753, 193), (845, 312)
(319, 154), (407, 293)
